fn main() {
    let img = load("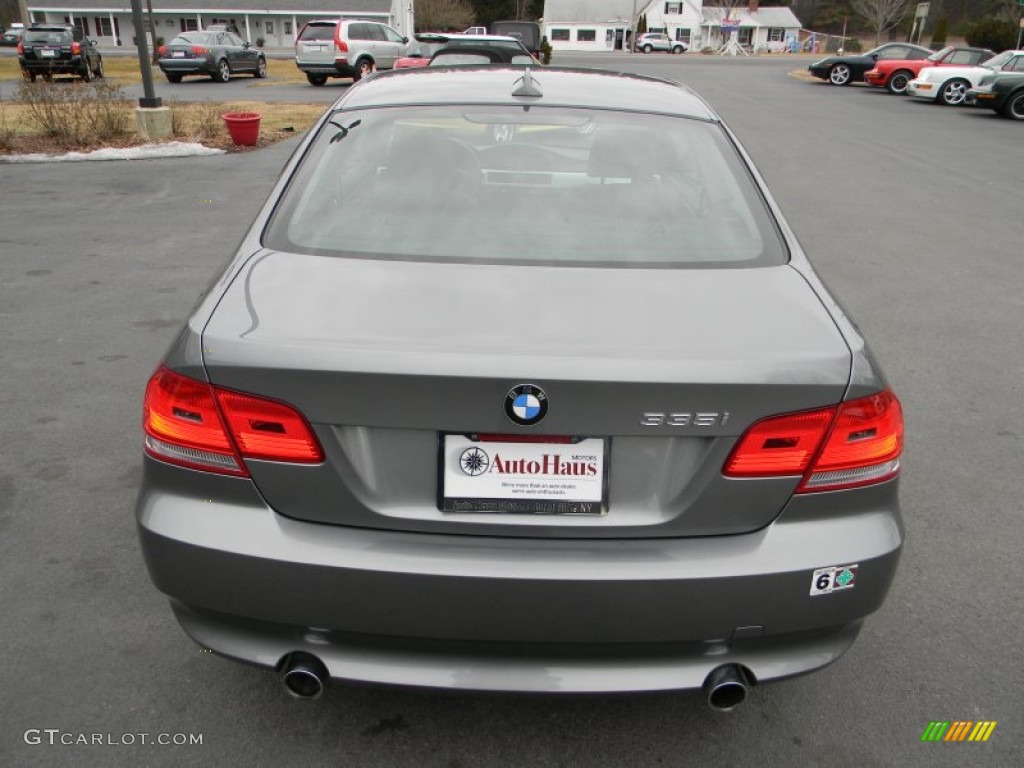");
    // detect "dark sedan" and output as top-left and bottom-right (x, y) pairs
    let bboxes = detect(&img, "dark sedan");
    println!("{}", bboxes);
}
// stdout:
(157, 30), (266, 83)
(967, 61), (1024, 119)
(809, 42), (932, 86)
